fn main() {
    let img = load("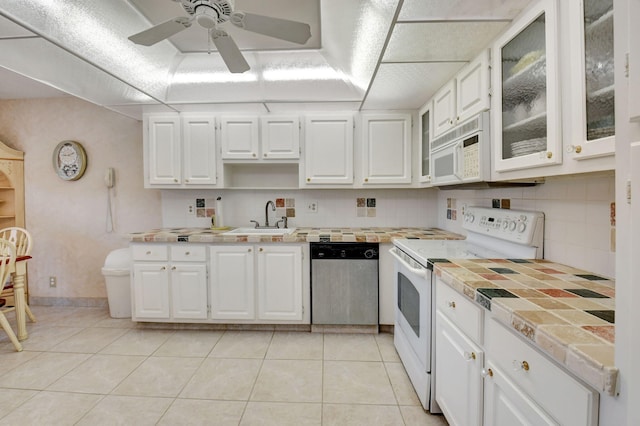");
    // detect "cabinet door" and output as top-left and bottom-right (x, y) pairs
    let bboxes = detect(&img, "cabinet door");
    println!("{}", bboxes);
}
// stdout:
(182, 114), (217, 185)
(631, 0), (640, 122)
(256, 245), (303, 321)
(303, 115), (354, 185)
(261, 116), (300, 160)
(209, 246), (255, 320)
(147, 115), (181, 185)
(435, 310), (483, 426)
(132, 263), (170, 319)
(566, 0), (615, 160)
(418, 102), (432, 184)
(433, 81), (457, 137)
(171, 263), (208, 319)
(456, 49), (491, 124)
(483, 361), (556, 426)
(361, 114), (412, 185)
(221, 116), (259, 160)
(492, 0), (562, 172)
